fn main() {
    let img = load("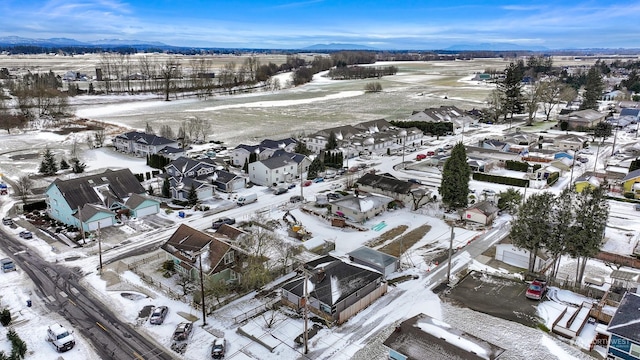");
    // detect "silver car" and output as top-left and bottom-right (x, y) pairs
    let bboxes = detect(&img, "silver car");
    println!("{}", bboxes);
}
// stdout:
(149, 306), (168, 325)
